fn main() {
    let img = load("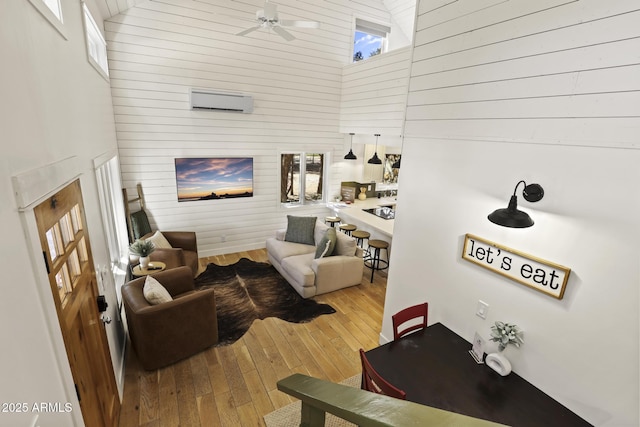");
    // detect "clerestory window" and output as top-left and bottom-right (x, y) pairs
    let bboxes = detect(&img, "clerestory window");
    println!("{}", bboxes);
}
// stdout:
(83, 3), (109, 79)
(353, 18), (391, 62)
(27, 0), (66, 38)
